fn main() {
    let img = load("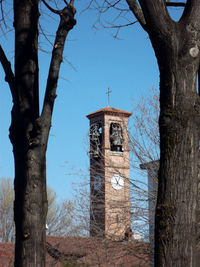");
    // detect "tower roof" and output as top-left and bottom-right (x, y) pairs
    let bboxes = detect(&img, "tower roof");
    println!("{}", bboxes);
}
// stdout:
(86, 107), (132, 119)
